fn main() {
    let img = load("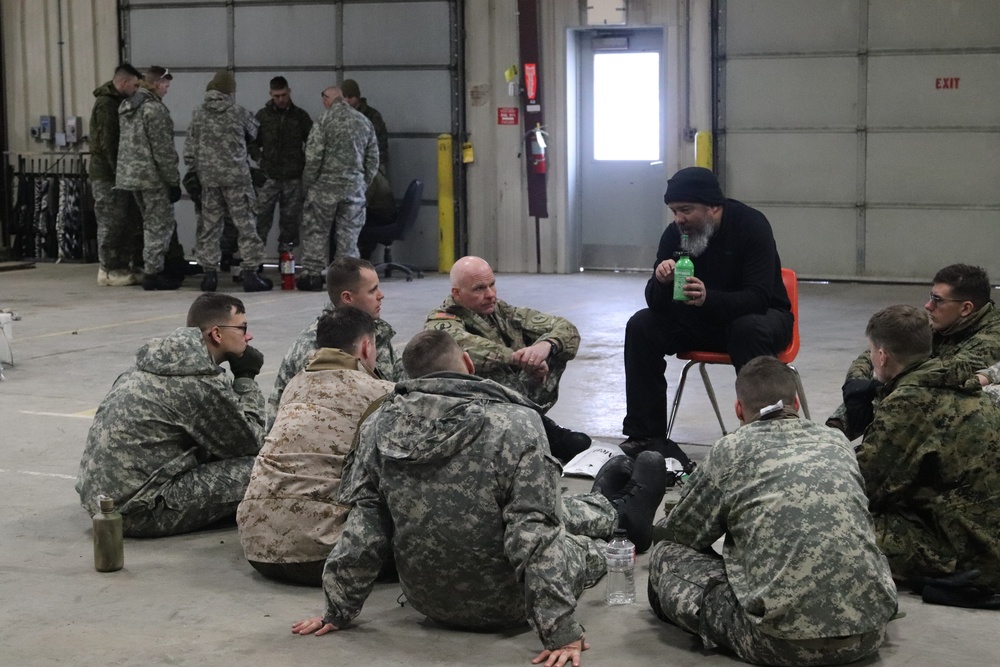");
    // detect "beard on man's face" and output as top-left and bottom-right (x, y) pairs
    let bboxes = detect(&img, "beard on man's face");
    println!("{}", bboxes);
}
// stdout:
(686, 223), (715, 257)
